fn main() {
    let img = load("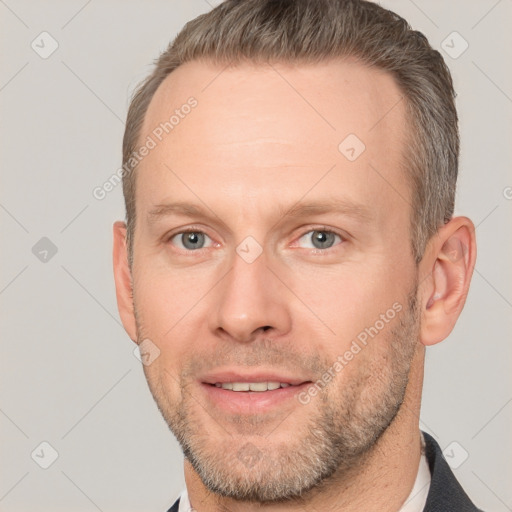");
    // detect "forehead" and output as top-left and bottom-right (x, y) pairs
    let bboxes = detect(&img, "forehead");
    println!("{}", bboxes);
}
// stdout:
(137, 58), (410, 226)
